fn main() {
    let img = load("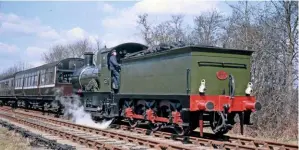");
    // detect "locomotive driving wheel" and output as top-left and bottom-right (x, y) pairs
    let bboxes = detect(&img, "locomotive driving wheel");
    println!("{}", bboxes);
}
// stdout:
(148, 122), (160, 131)
(173, 125), (193, 136)
(128, 119), (138, 127)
